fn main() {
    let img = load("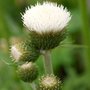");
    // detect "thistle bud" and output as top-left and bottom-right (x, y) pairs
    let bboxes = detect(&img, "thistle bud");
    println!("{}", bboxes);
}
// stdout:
(11, 41), (40, 63)
(39, 74), (61, 90)
(17, 62), (38, 82)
